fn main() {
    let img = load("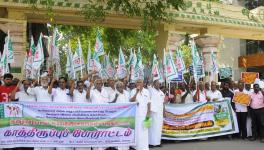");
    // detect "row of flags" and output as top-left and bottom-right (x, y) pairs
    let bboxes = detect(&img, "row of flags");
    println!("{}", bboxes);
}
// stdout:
(1, 28), (219, 84)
